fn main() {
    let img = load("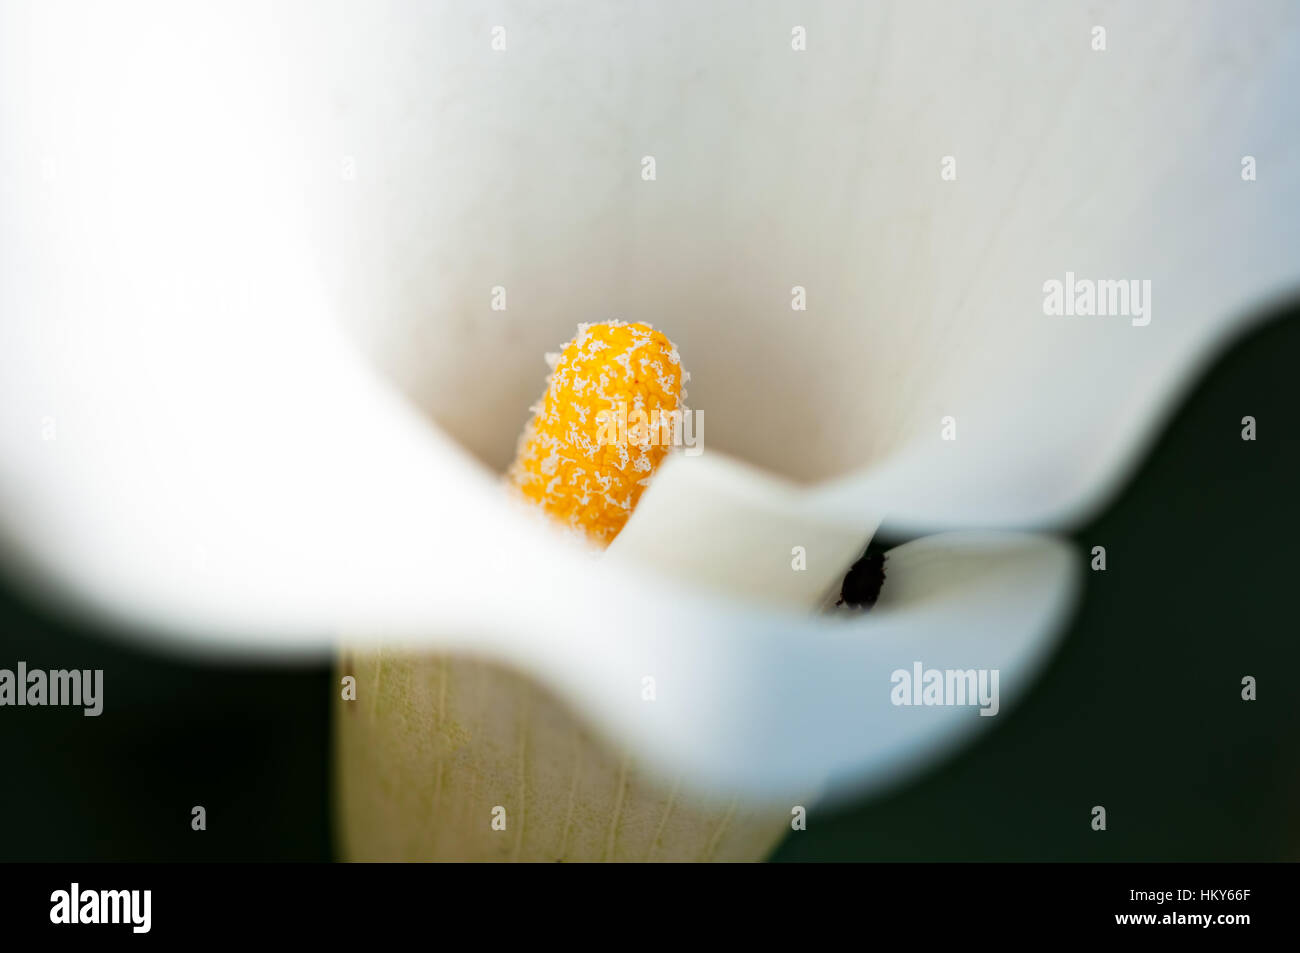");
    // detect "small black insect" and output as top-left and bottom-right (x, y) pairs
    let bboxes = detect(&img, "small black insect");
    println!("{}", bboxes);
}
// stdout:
(836, 541), (888, 610)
